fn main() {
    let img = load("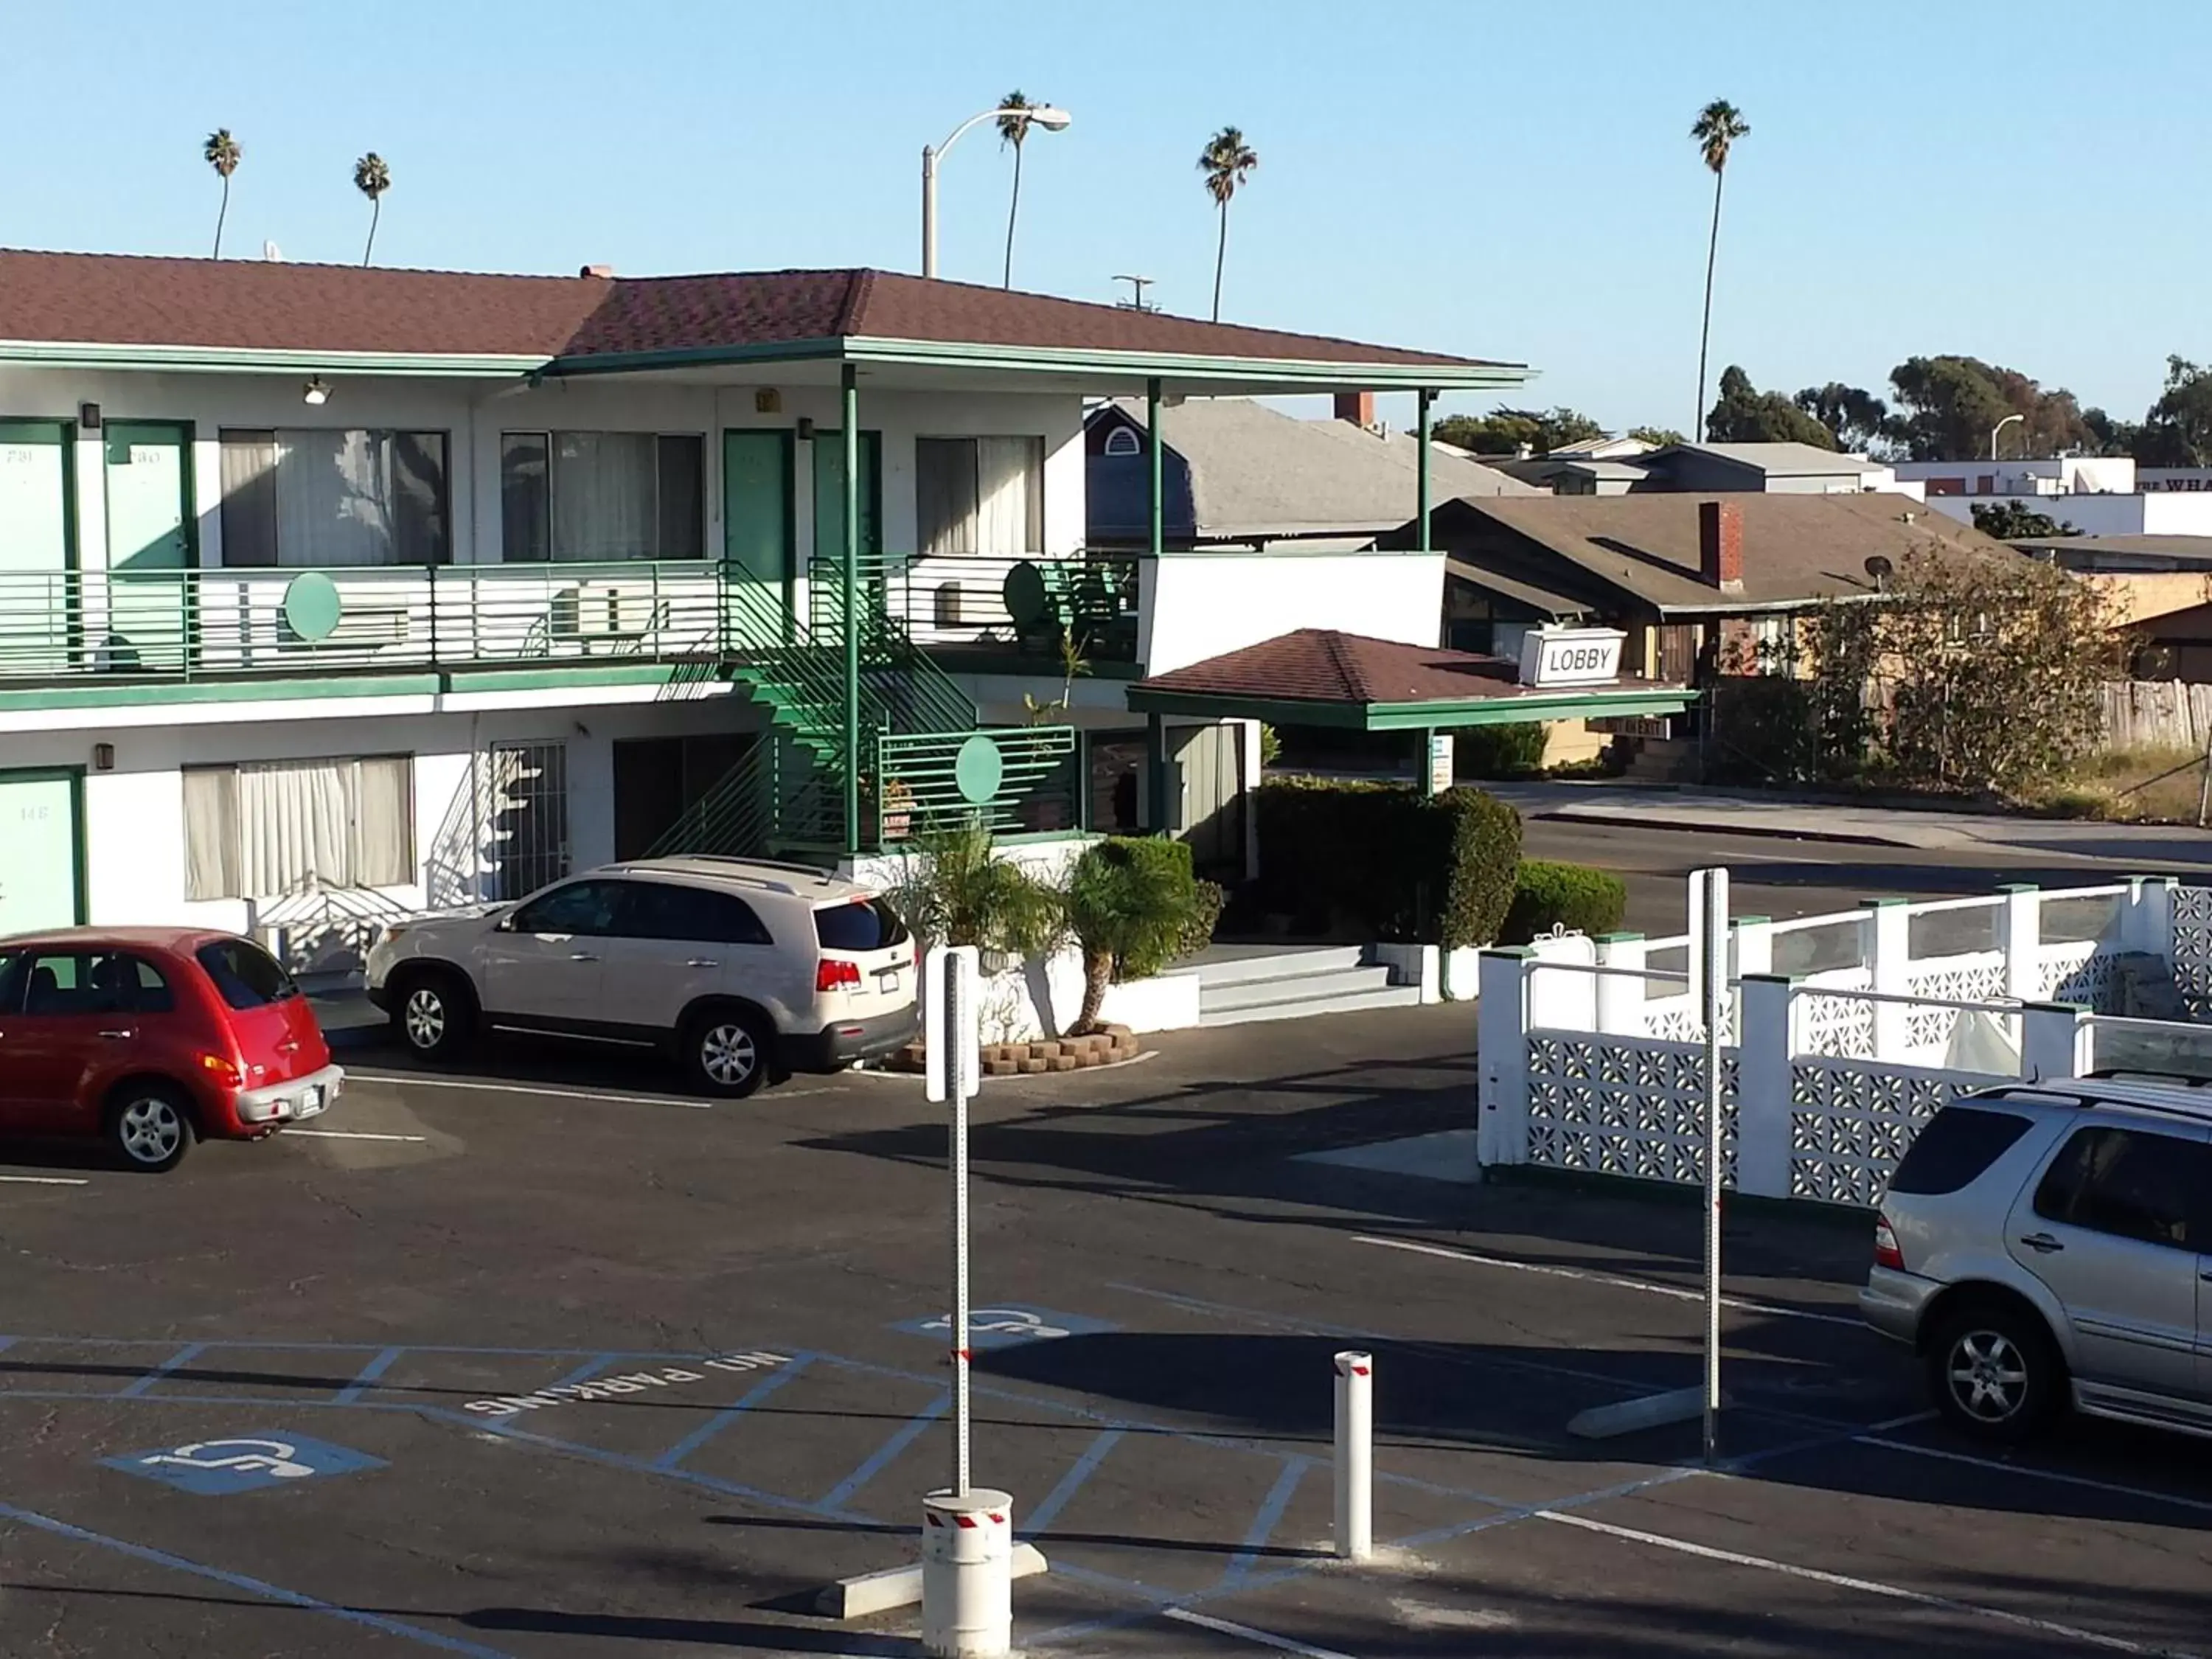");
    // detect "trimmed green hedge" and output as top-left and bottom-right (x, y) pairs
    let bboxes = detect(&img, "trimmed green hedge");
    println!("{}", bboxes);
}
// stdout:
(1255, 779), (1522, 948)
(1455, 721), (1549, 779)
(1090, 835), (1211, 981)
(1499, 859), (1628, 945)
